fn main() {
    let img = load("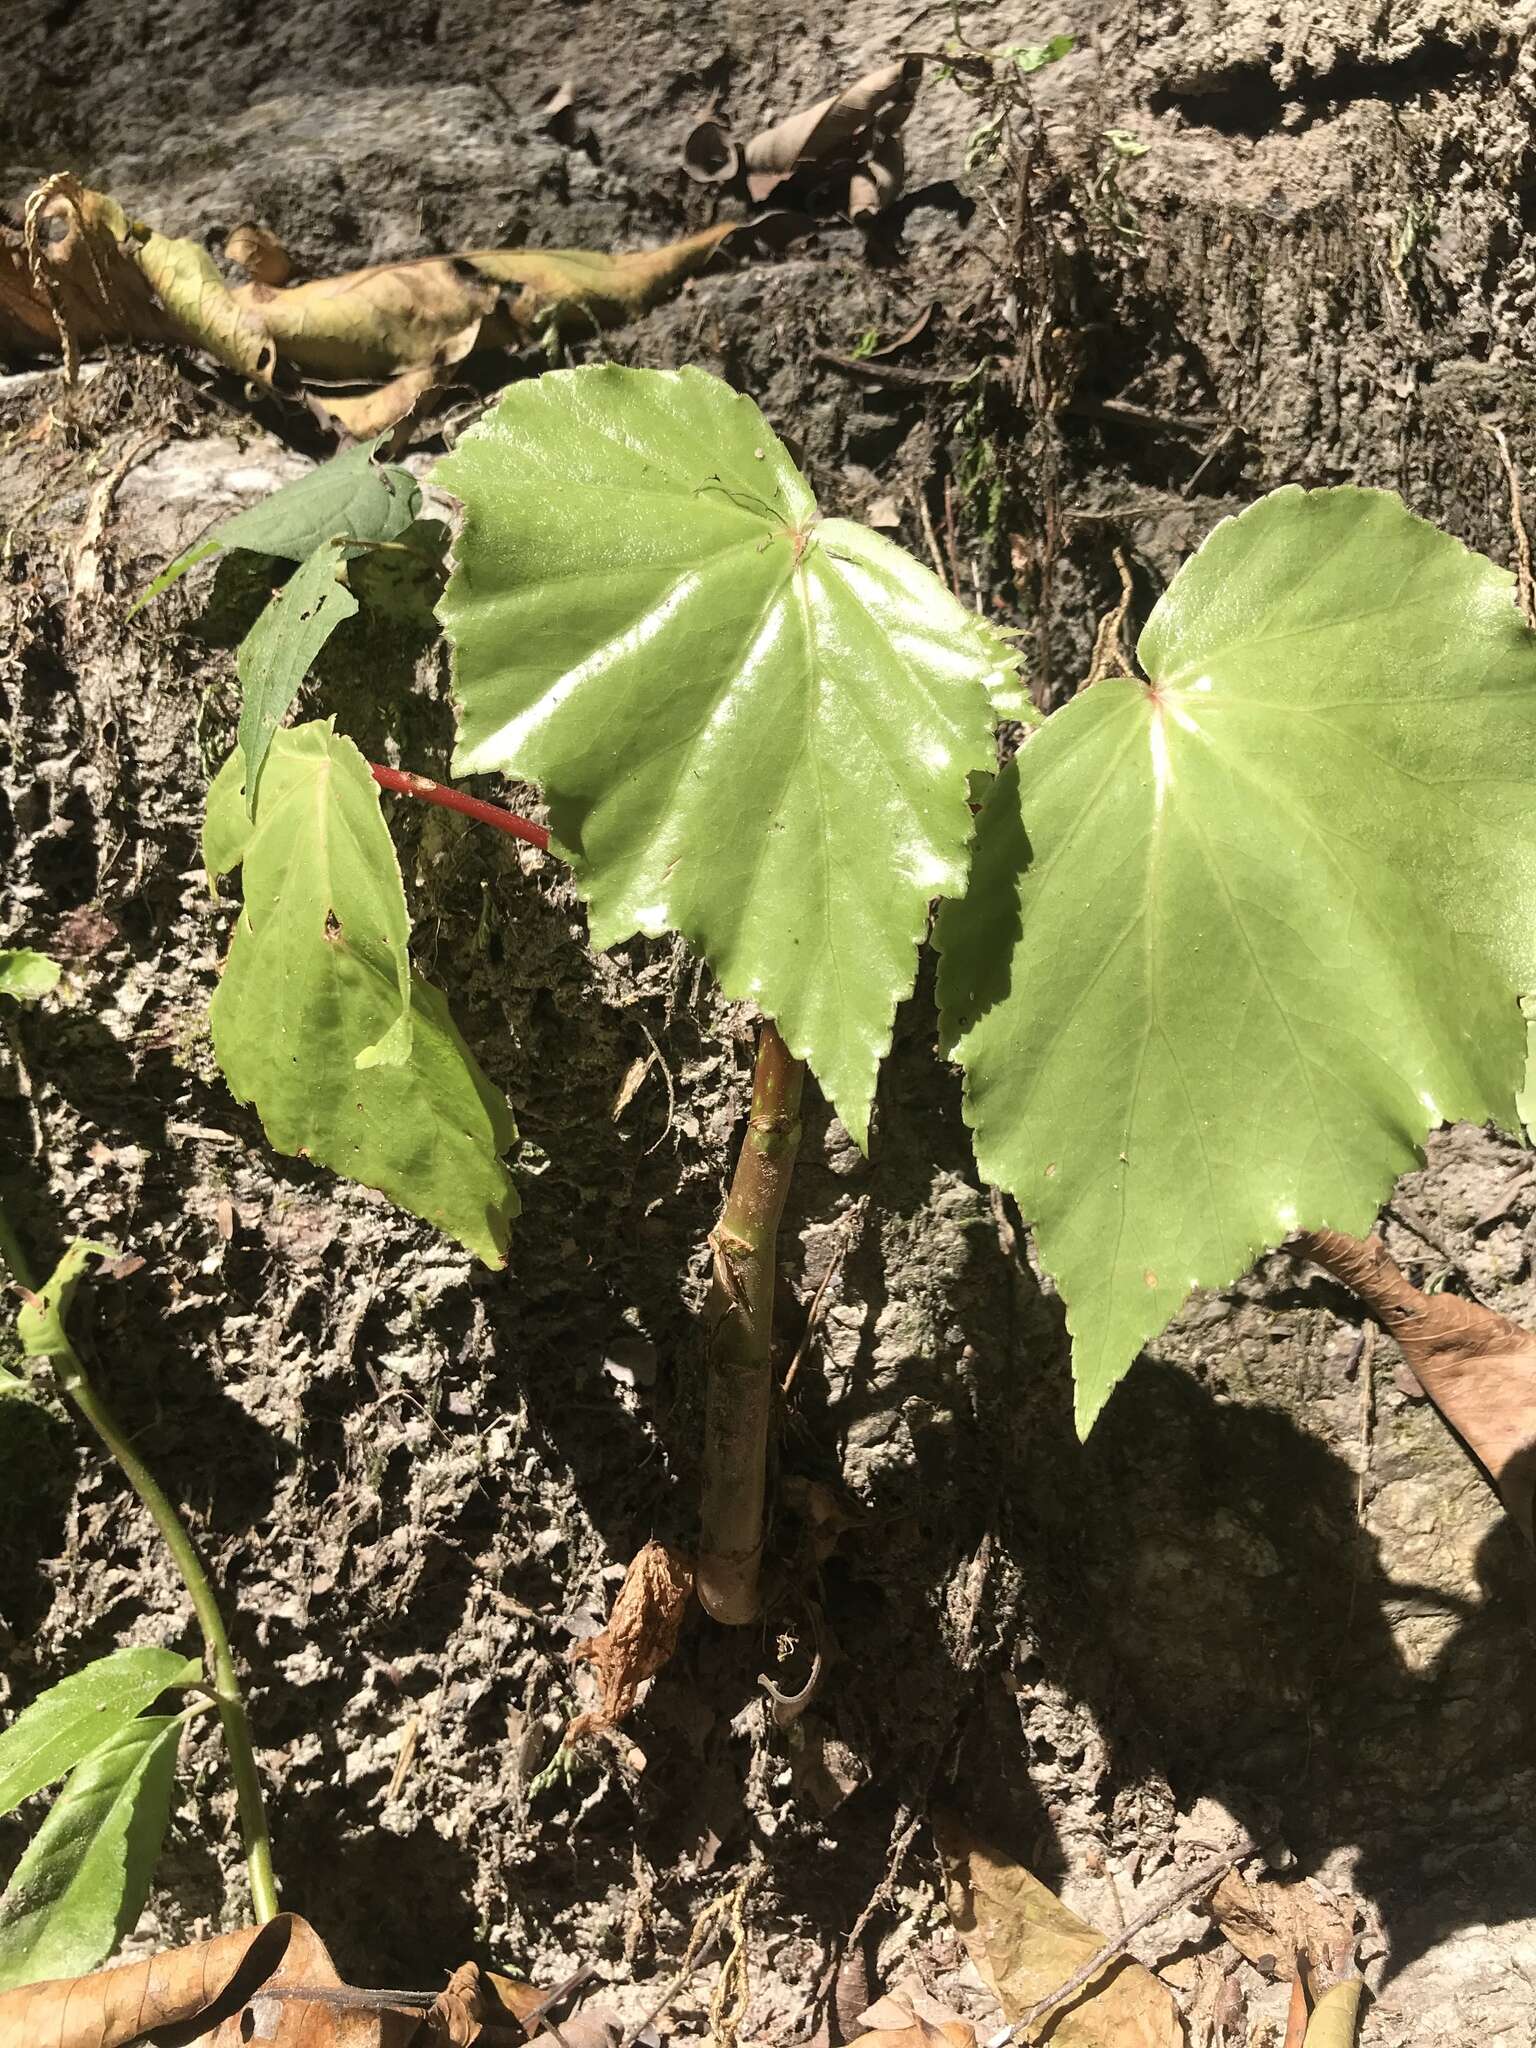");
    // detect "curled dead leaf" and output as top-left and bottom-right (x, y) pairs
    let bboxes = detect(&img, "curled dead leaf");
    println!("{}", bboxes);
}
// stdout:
(682, 102), (741, 185)
(682, 59), (921, 217)
(565, 1540), (694, 1743)
(227, 223), (294, 286)
(1297, 1229), (1536, 1539)
(3, 183), (762, 433)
